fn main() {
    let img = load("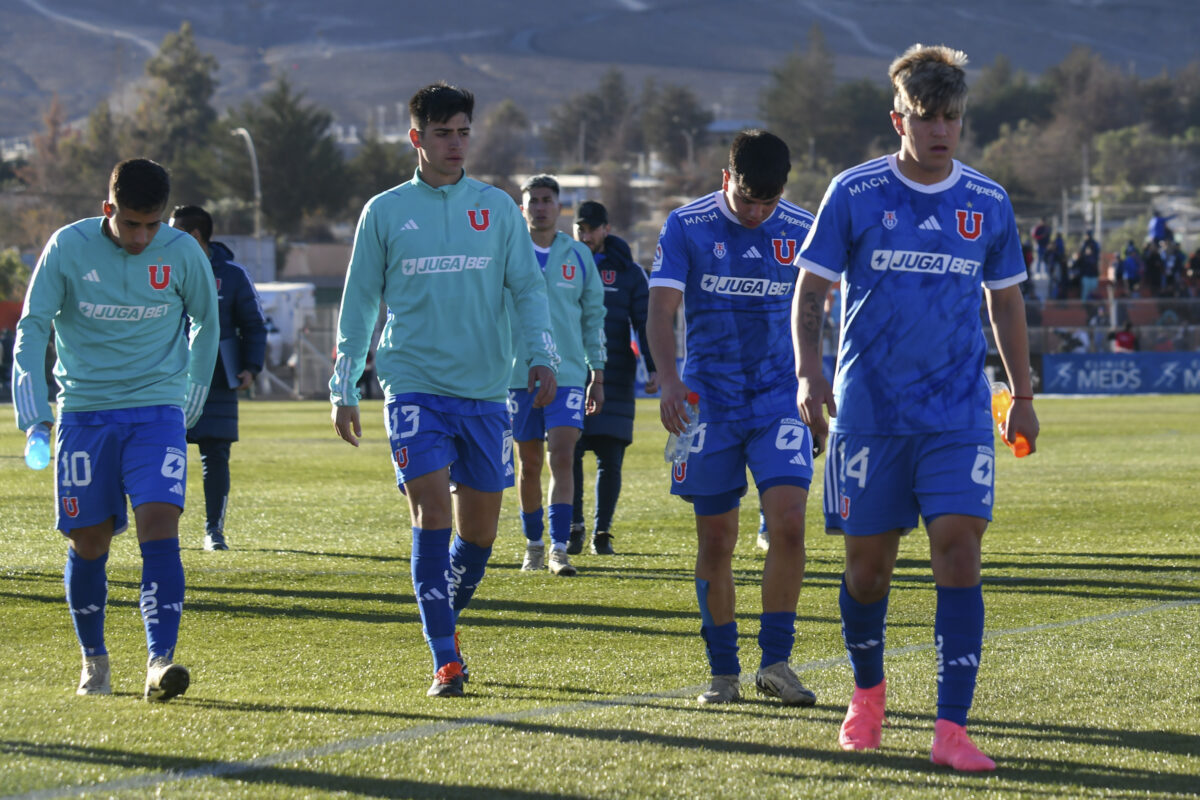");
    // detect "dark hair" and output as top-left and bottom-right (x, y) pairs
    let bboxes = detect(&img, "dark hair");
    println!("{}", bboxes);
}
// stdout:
(409, 82), (475, 130)
(170, 204), (213, 243)
(728, 130), (790, 199)
(109, 158), (170, 213)
(521, 174), (560, 197)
